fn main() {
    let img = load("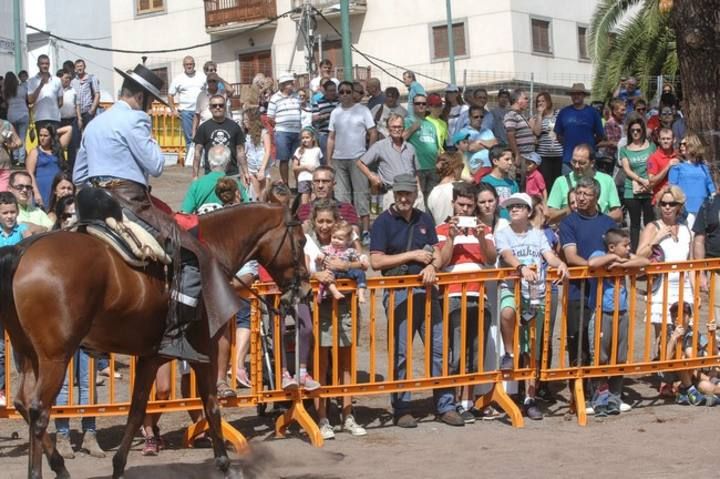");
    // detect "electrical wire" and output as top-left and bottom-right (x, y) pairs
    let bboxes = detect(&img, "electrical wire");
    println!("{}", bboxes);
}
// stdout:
(25, 8), (298, 55)
(358, 51), (446, 85)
